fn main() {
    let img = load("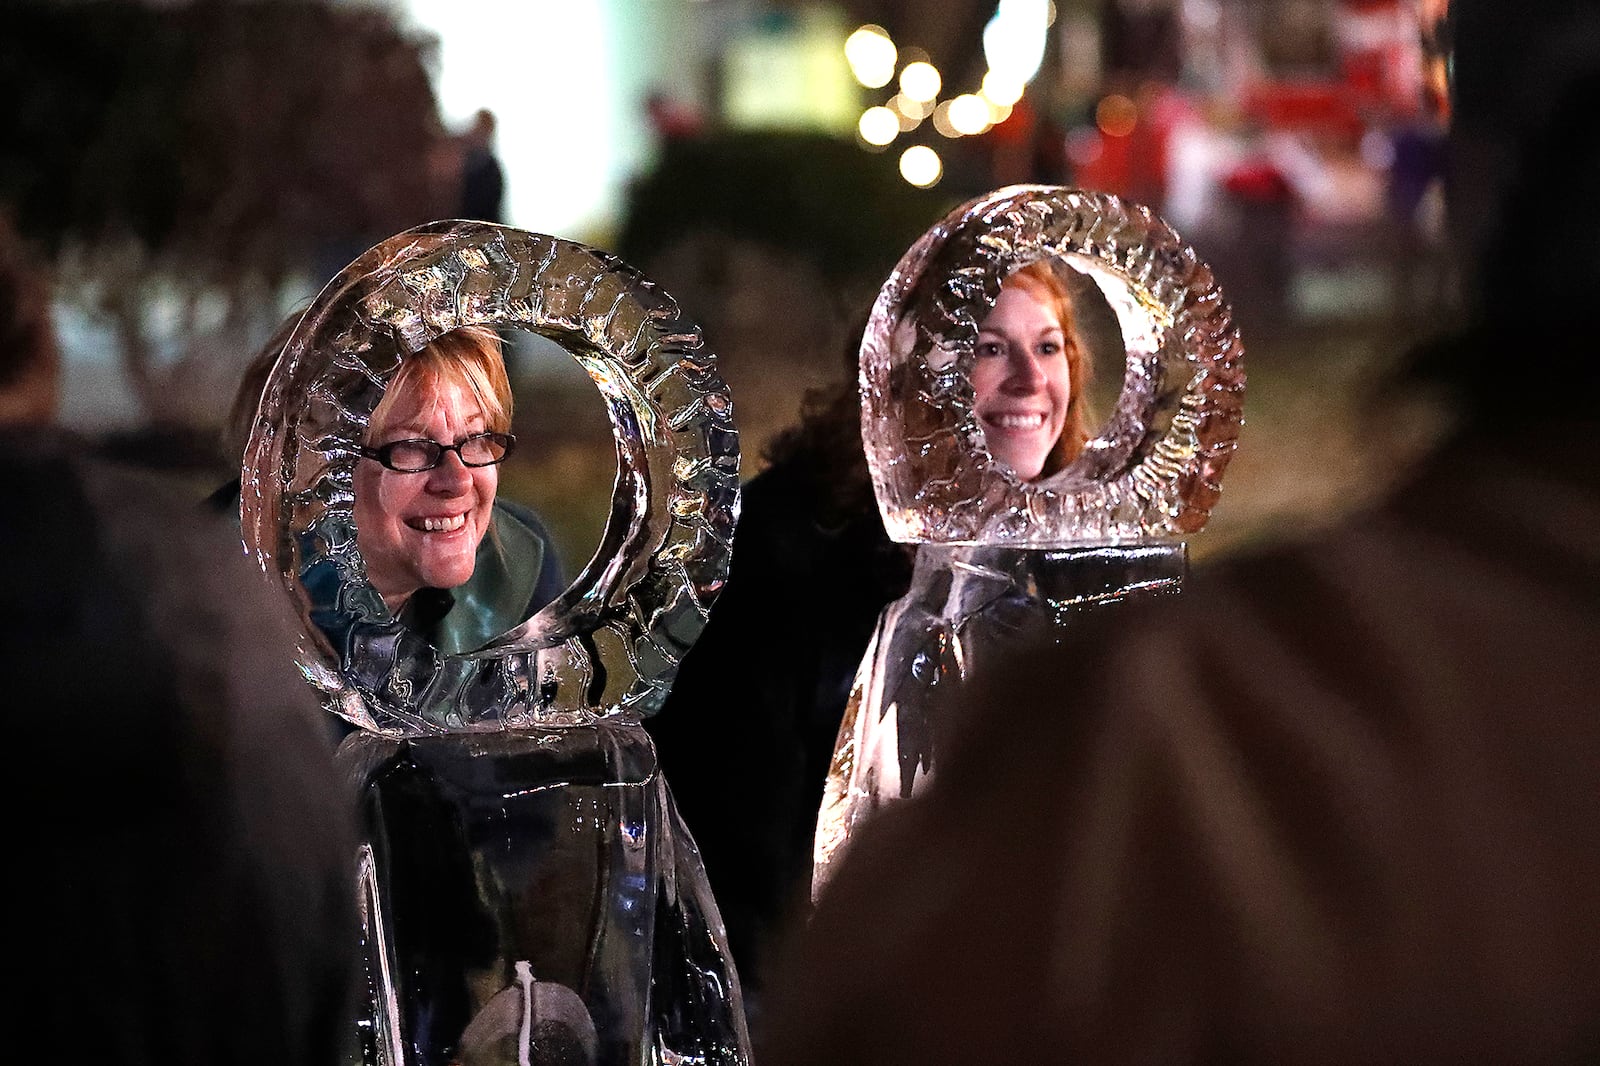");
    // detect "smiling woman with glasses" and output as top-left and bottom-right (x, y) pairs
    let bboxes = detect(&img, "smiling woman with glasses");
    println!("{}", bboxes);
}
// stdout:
(352, 326), (563, 652)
